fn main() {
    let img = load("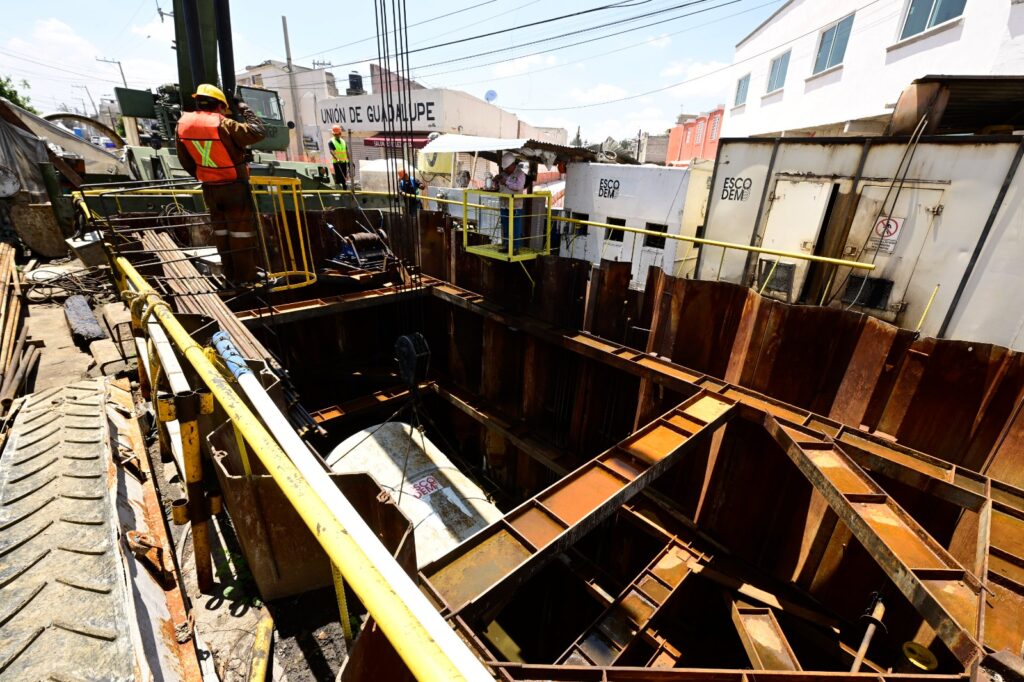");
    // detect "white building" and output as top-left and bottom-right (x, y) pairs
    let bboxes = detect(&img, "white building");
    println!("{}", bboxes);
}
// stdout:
(236, 60), (340, 159)
(725, 0), (1024, 137)
(560, 161), (713, 289)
